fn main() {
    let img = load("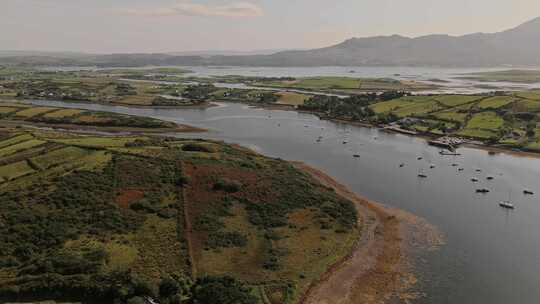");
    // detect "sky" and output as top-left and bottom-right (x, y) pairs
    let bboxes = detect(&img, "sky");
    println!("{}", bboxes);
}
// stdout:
(1, 0), (540, 54)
